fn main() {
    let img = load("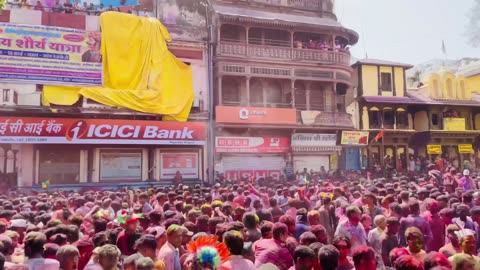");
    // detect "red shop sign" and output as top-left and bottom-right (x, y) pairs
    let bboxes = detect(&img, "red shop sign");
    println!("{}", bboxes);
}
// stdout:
(215, 136), (290, 153)
(0, 117), (206, 145)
